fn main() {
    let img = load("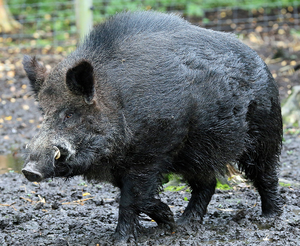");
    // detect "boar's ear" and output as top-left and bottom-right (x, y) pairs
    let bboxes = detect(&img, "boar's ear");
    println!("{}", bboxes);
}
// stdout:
(66, 60), (95, 105)
(23, 55), (47, 99)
